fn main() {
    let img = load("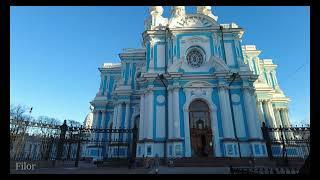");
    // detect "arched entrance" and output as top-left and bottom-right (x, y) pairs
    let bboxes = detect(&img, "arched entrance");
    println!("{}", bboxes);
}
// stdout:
(189, 100), (213, 157)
